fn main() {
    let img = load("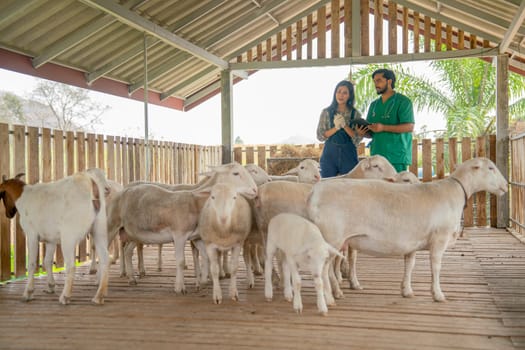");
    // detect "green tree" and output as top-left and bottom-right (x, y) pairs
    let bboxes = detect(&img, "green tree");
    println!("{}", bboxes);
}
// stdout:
(32, 81), (110, 132)
(0, 92), (26, 124)
(352, 59), (525, 138)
